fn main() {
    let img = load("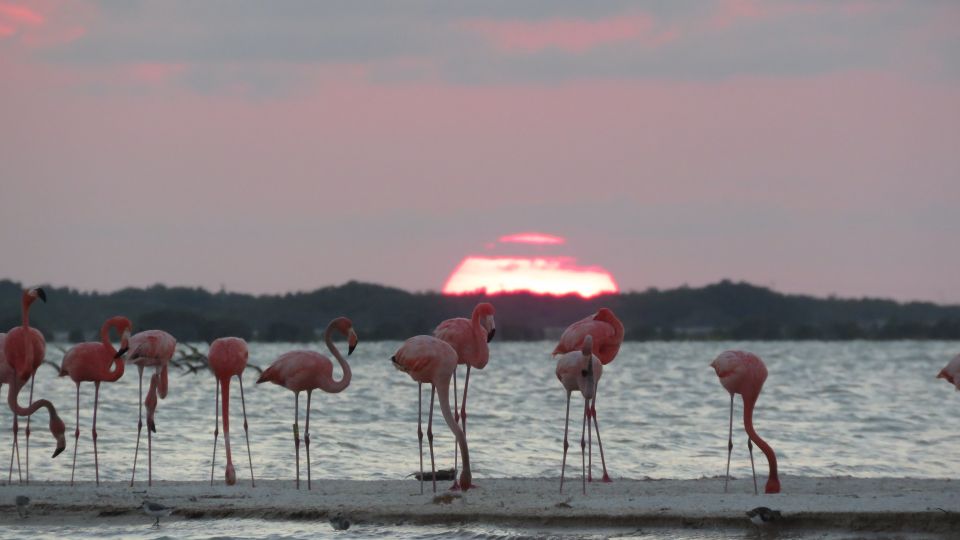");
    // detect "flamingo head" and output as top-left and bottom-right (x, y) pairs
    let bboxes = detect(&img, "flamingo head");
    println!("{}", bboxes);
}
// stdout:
(23, 287), (47, 307)
(473, 303), (496, 342)
(50, 412), (66, 458)
(225, 464), (237, 485)
(578, 335), (597, 399)
(331, 317), (358, 355)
